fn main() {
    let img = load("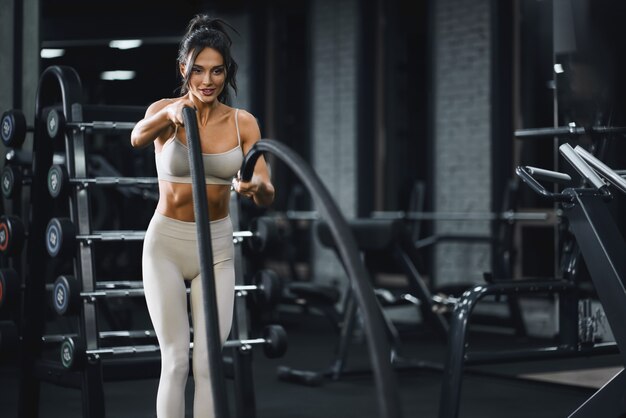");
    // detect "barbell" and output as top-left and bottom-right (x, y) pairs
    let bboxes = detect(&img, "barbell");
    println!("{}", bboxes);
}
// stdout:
(2, 107), (139, 147)
(45, 217), (146, 258)
(59, 324), (288, 370)
(45, 108), (136, 140)
(47, 164), (157, 199)
(45, 217), (269, 258)
(370, 210), (550, 222)
(52, 269), (282, 316)
(42, 330), (157, 345)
